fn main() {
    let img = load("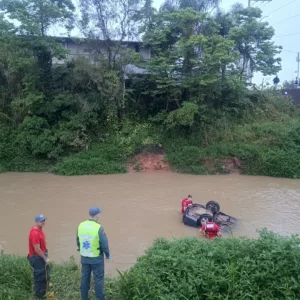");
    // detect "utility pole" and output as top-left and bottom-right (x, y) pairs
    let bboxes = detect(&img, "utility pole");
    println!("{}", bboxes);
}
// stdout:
(296, 52), (300, 88)
(248, 0), (272, 8)
(297, 52), (300, 80)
